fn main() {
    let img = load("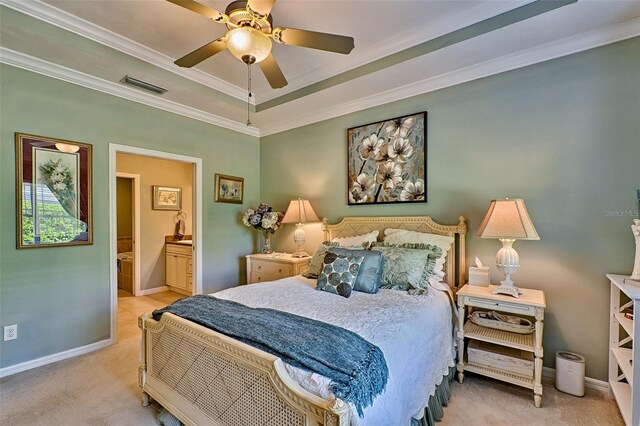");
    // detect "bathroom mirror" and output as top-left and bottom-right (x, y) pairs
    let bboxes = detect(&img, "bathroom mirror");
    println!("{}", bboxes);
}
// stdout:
(15, 133), (93, 248)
